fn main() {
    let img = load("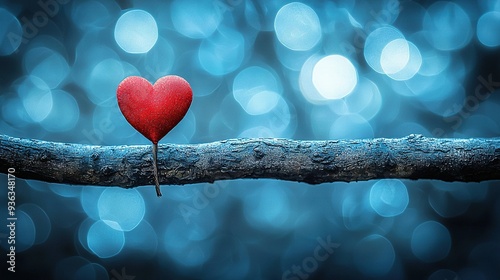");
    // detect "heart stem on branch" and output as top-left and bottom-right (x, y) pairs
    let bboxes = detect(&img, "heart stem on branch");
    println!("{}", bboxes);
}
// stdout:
(152, 142), (162, 197)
